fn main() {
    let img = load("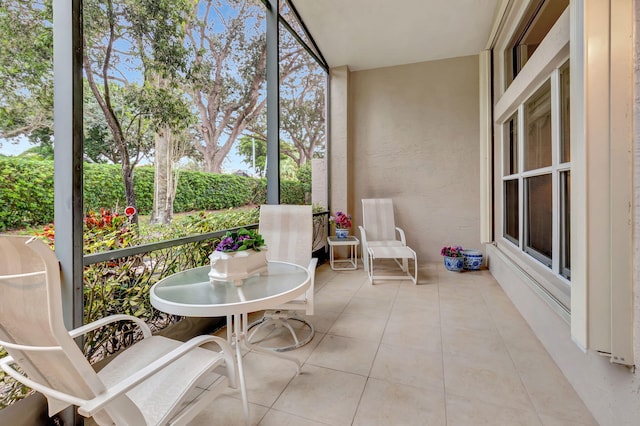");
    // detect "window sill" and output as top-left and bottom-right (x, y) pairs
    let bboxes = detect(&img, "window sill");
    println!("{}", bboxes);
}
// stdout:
(495, 238), (571, 309)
